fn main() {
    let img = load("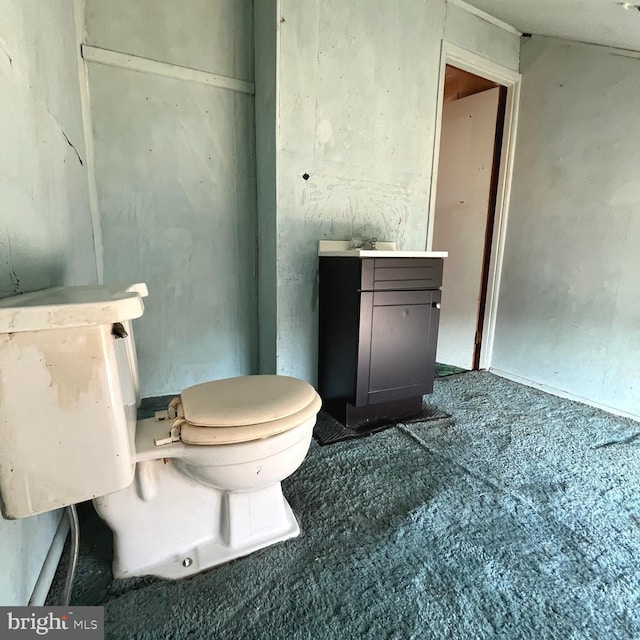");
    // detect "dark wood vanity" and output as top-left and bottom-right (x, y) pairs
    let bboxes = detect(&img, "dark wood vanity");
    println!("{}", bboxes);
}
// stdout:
(318, 254), (444, 429)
